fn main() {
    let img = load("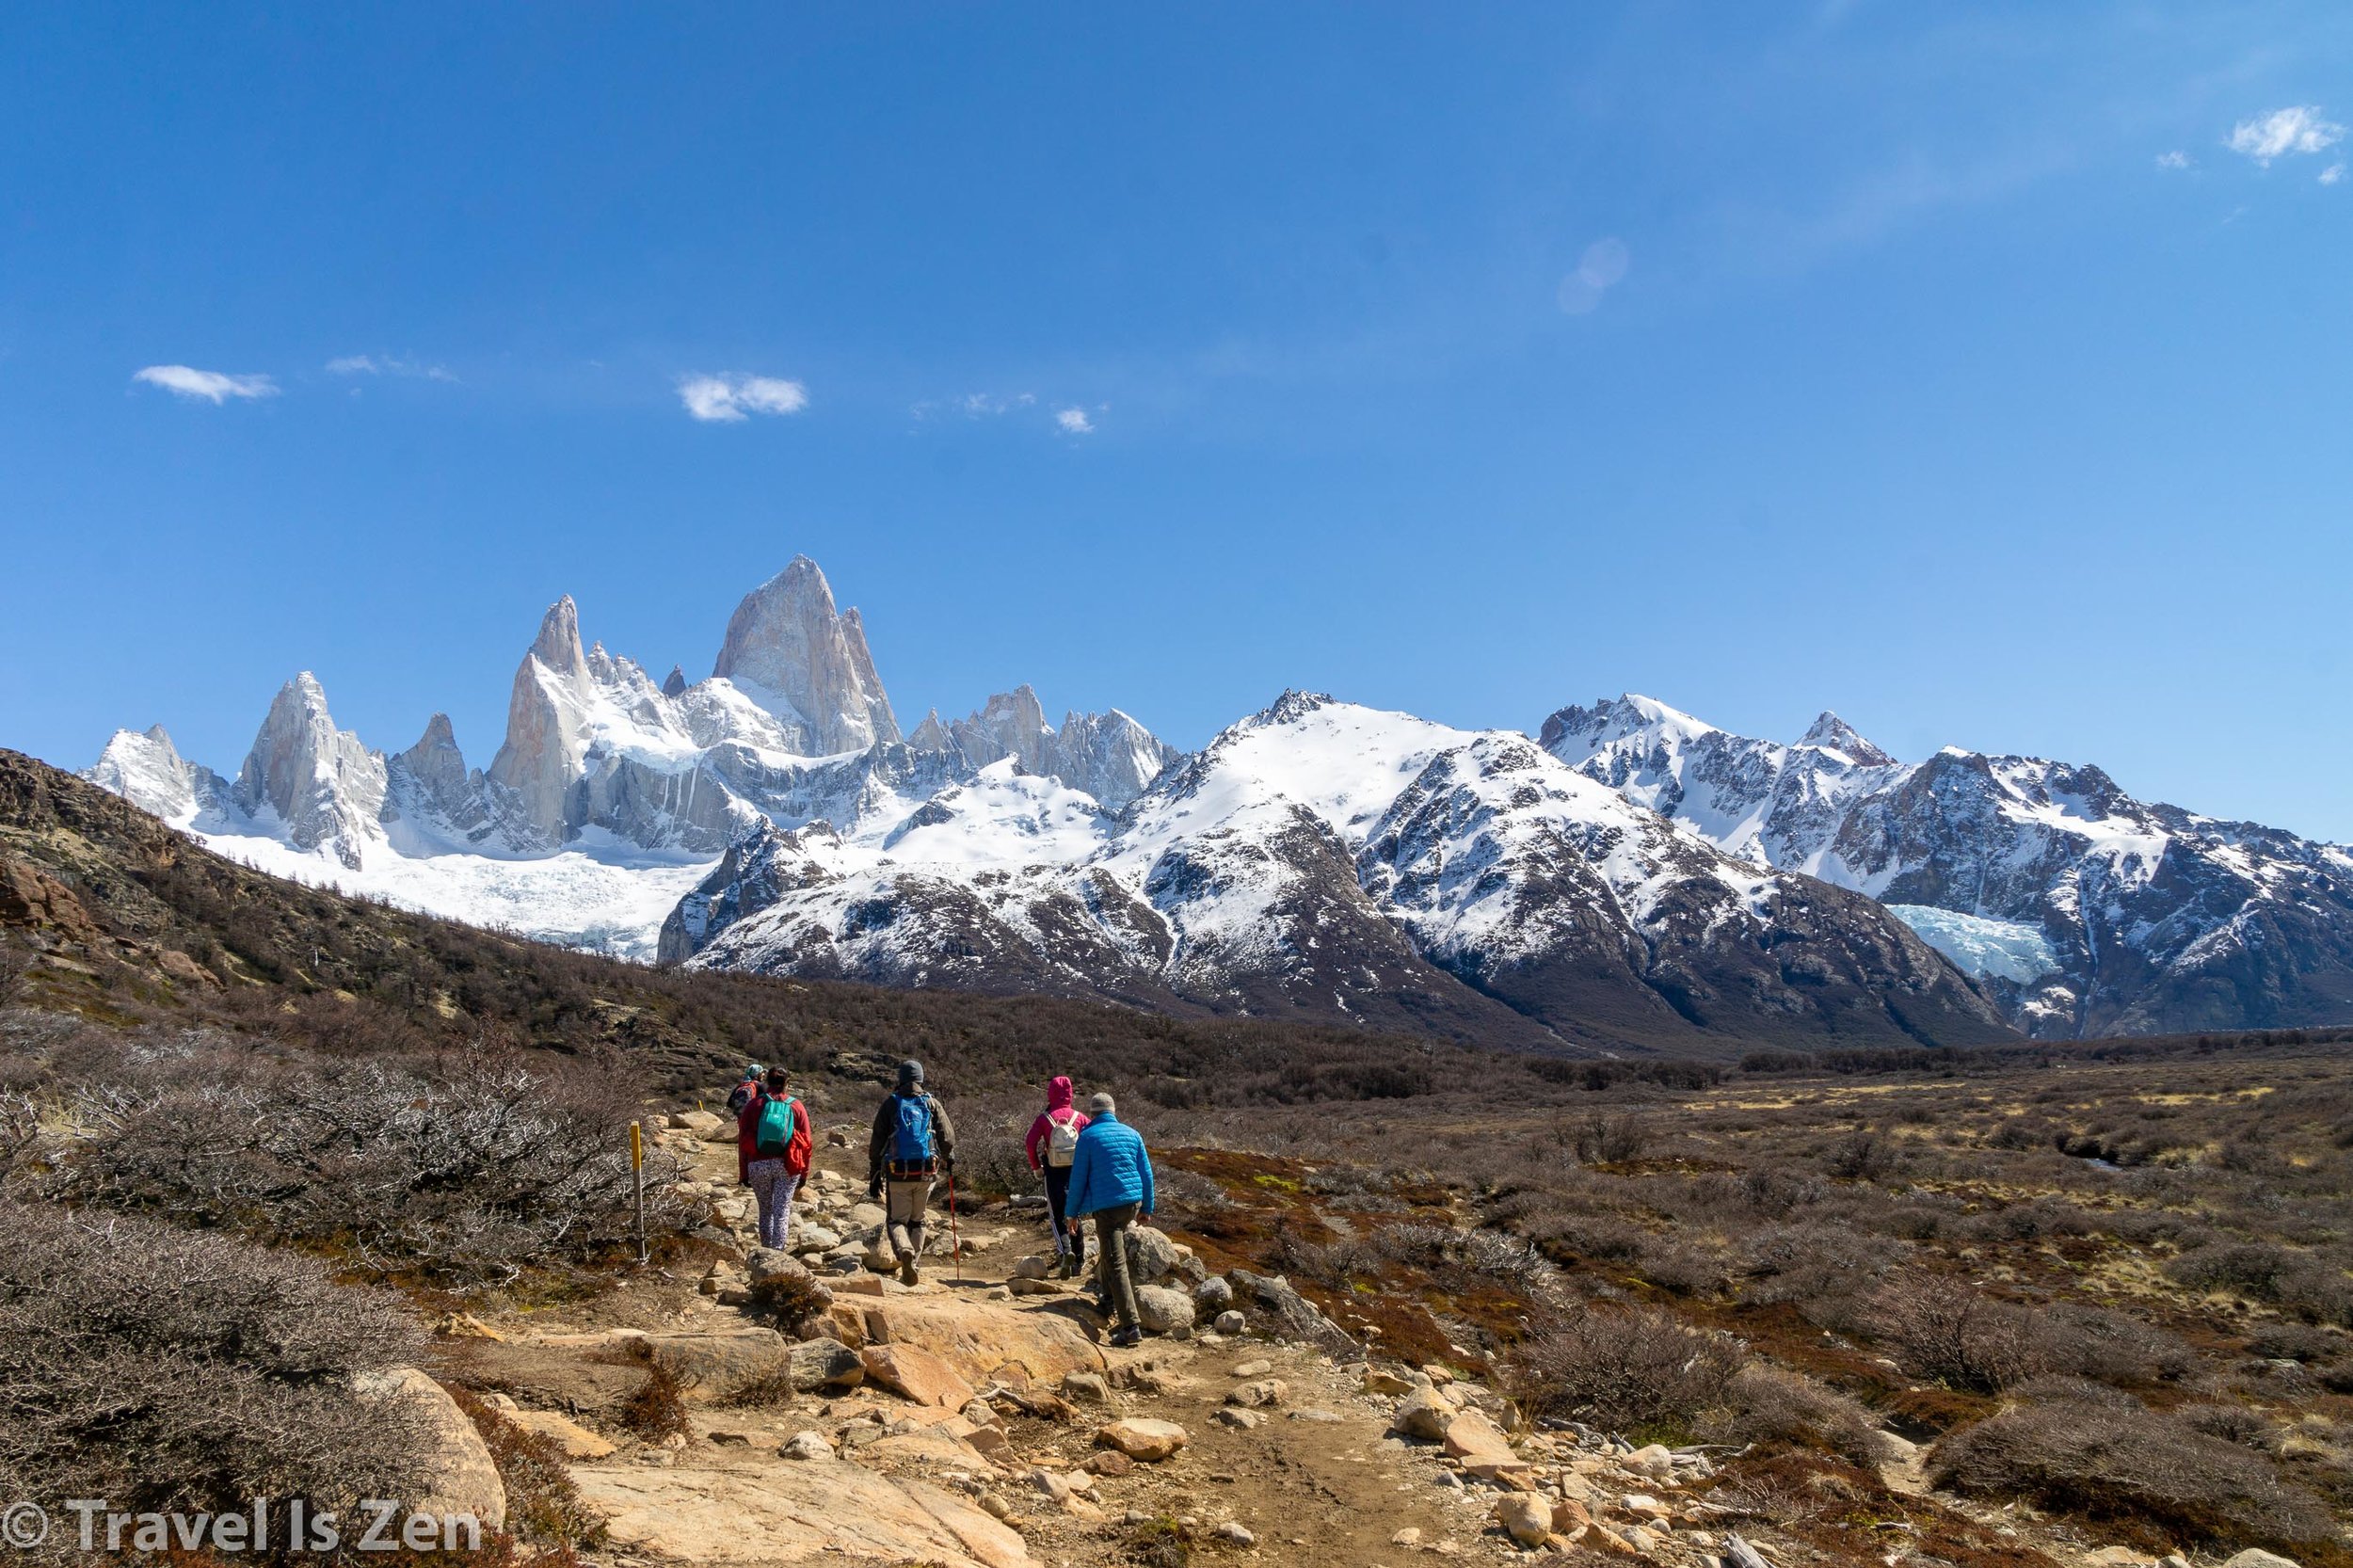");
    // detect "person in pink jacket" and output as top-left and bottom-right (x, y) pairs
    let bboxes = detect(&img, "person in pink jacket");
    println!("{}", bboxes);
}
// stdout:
(1025, 1075), (1091, 1276)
